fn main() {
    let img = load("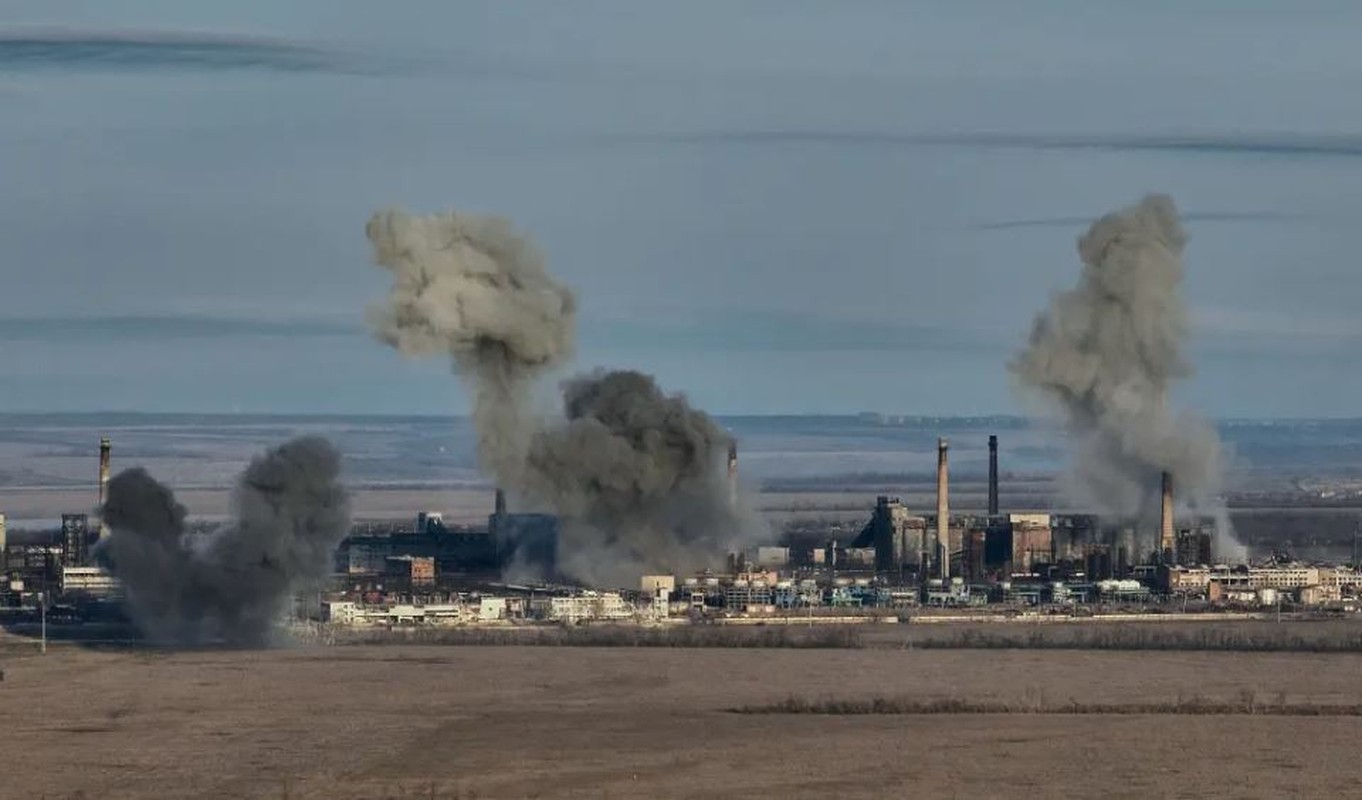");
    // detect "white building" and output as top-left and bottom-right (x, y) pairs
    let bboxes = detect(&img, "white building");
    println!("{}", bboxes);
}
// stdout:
(641, 574), (676, 596)
(479, 597), (507, 621)
(323, 600), (472, 626)
(60, 566), (122, 599)
(547, 592), (633, 623)
(1247, 566), (1320, 590)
